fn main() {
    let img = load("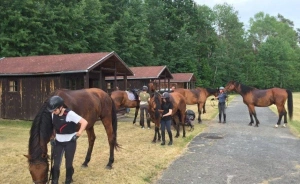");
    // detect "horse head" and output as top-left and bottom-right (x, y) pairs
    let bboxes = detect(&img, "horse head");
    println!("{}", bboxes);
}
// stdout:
(148, 92), (163, 125)
(224, 80), (238, 92)
(25, 154), (49, 184)
(25, 100), (53, 183)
